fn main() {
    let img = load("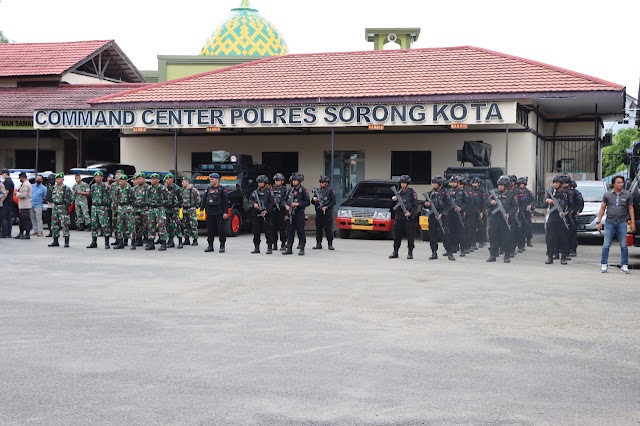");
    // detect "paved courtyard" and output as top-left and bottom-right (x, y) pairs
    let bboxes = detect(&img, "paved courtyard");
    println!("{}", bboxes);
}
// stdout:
(0, 230), (638, 425)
